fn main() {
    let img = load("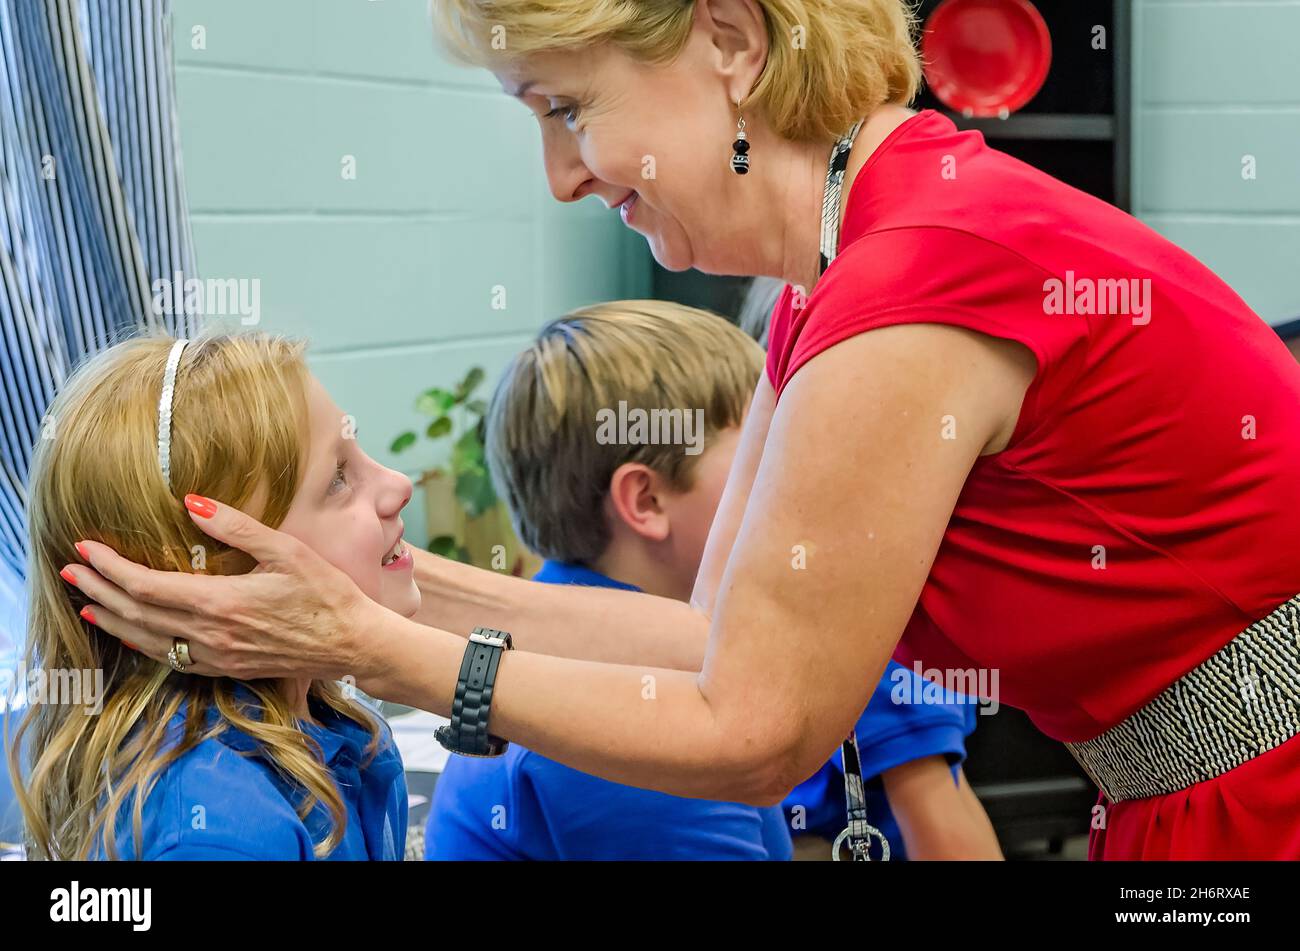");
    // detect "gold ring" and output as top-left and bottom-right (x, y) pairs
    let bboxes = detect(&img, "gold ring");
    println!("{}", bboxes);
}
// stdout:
(168, 638), (192, 673)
